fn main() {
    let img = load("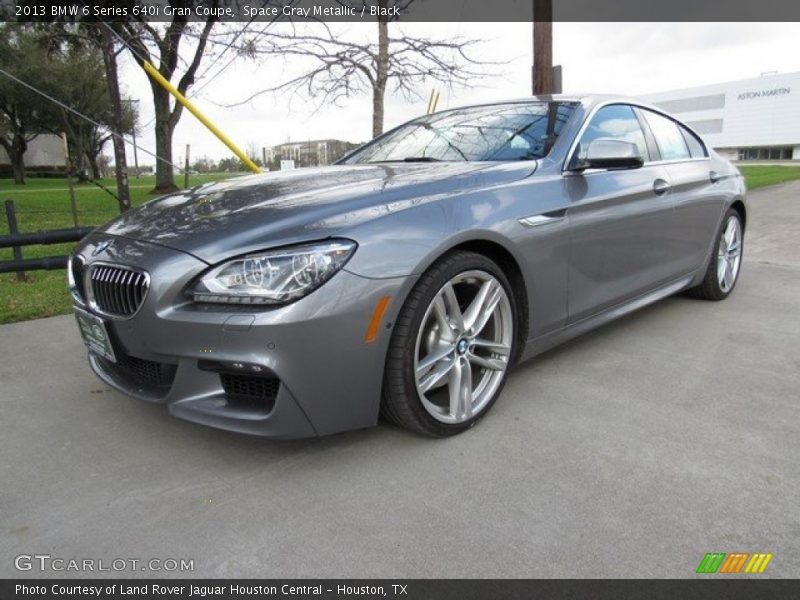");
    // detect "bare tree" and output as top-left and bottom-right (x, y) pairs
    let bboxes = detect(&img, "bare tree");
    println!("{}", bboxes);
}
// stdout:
(246, 141), (264, 167)
(113, 10), (220, 192)
(228, 2), (491, 138)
